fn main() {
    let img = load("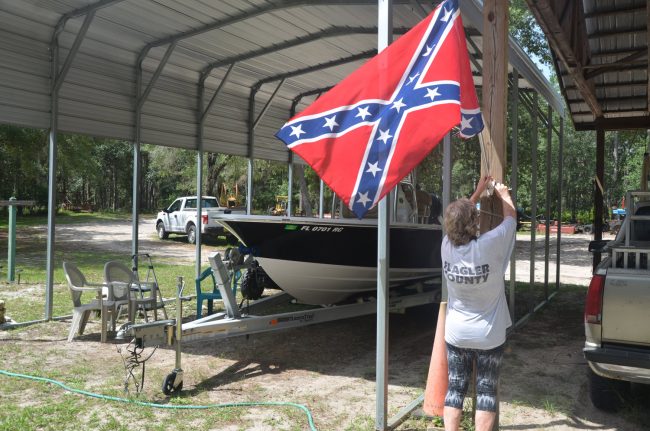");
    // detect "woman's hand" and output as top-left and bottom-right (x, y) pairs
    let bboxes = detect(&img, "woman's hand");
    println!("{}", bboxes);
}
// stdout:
(494, 182), (510, 199)
(494, 182), (516, 218)
(469, 175), (493, 204)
